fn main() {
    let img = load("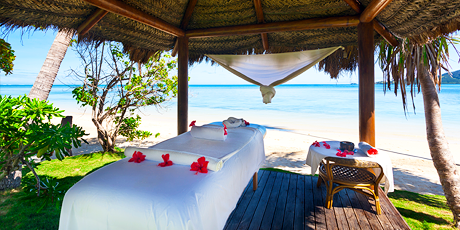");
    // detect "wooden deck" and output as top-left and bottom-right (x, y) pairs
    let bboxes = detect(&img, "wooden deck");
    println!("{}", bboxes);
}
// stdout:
(224, 170), (410, 230)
